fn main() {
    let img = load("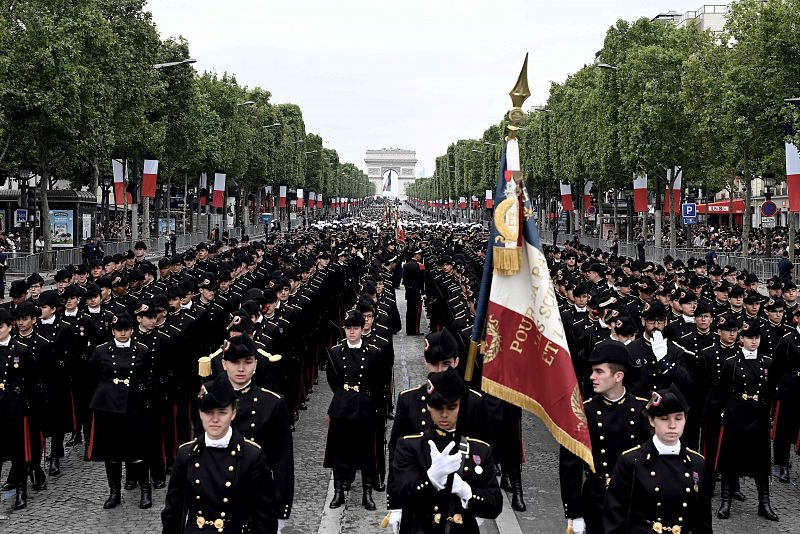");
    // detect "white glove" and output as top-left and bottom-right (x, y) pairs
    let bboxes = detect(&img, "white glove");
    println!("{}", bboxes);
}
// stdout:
(388, 509), (402, 534)
(451, 473), (473, 507)
(570, 517), (586, 534)
(277, 519), (285, 534)
(426, 440), (461, 489)
(651, 331), (668, 361)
